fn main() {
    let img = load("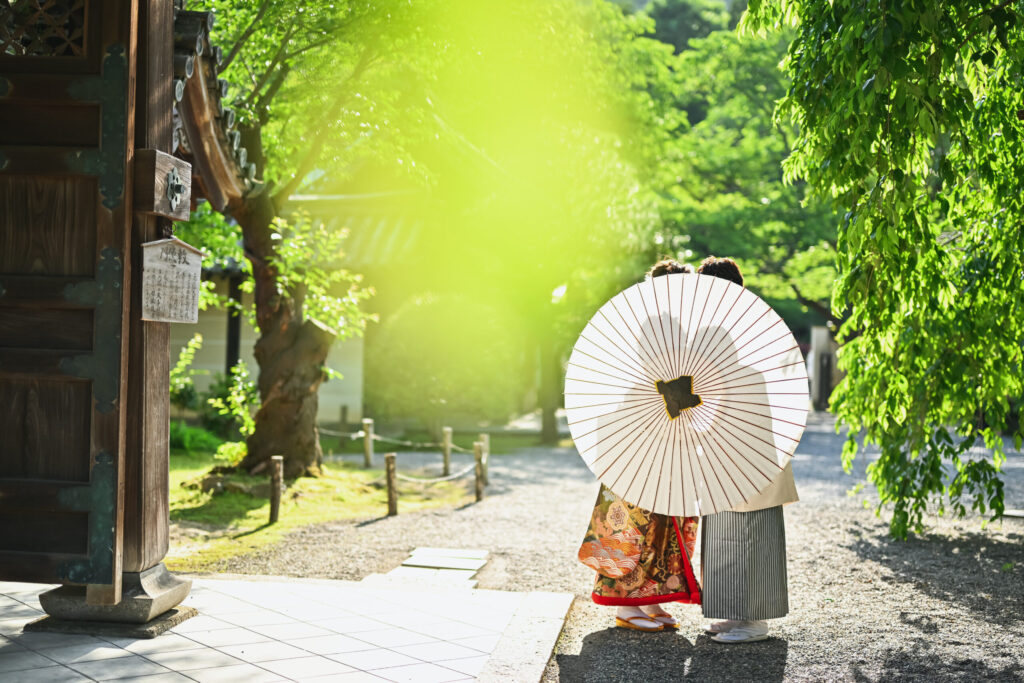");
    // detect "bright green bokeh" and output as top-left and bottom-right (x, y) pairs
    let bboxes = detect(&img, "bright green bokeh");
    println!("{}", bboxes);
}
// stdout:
(187, 0), (838, 433)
